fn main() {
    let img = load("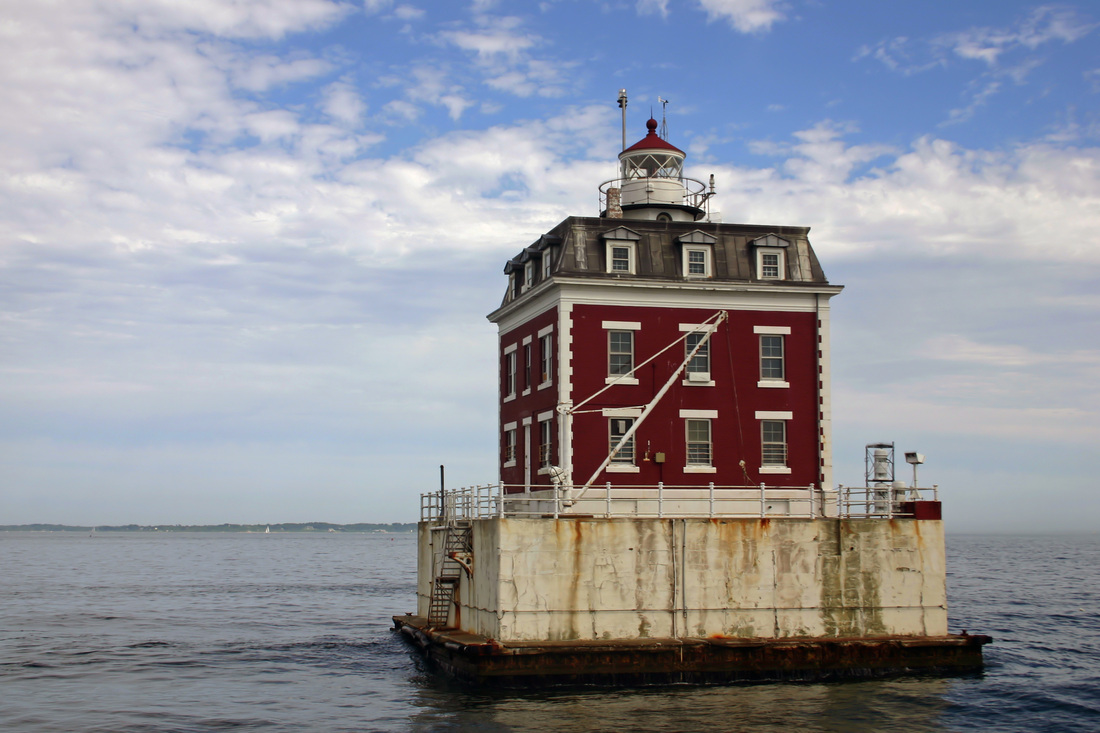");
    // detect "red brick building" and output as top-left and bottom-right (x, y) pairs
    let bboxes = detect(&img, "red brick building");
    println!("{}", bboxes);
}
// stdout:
(487, 119), (842, 496)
